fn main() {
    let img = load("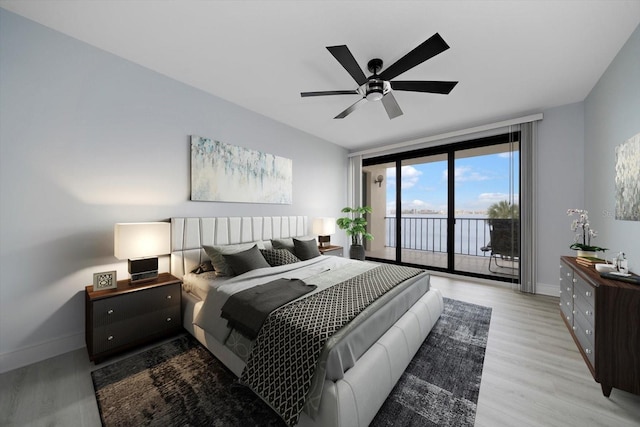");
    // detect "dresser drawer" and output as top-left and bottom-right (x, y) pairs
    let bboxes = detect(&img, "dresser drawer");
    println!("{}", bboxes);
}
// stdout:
(559, 264), (573, 288)
(573, 300), (595, 327)
(573, 276), (595, 309)
(573, 308), (595, 350)
(92, 305), (181, 354)
(93, 283), (180, 324)
(574, 322), (595, 368)
(560, 292), (573, 323)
